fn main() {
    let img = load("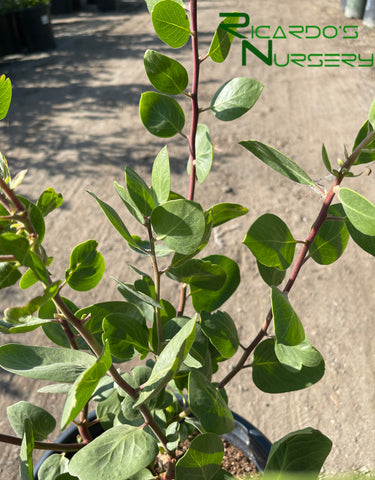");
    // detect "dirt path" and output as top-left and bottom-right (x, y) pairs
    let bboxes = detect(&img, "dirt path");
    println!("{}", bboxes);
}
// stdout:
(0, 0), (374, 477)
